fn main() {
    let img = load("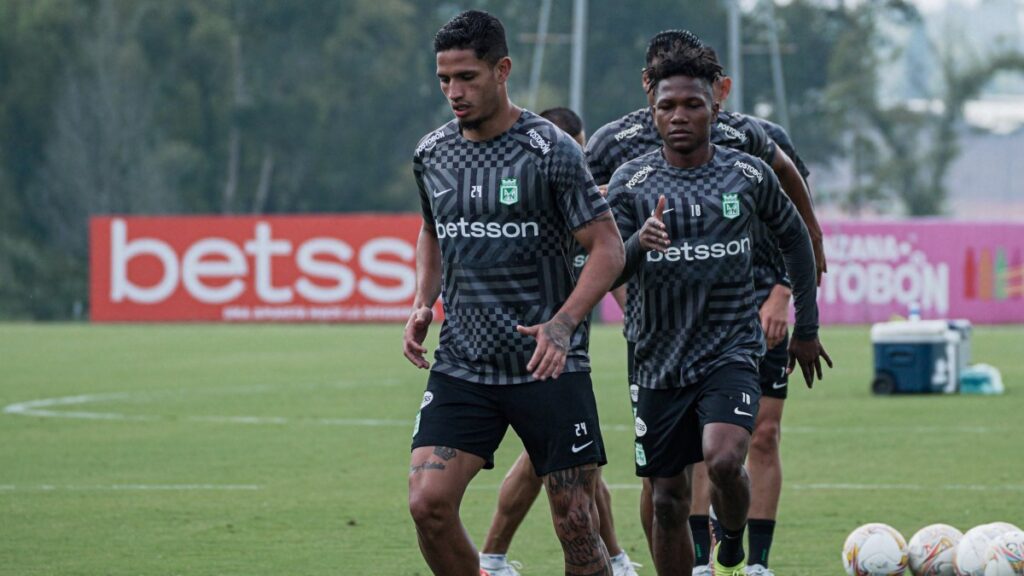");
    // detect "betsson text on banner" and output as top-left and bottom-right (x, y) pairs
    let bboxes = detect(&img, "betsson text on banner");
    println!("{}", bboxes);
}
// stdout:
(90, 215), (435, 322)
